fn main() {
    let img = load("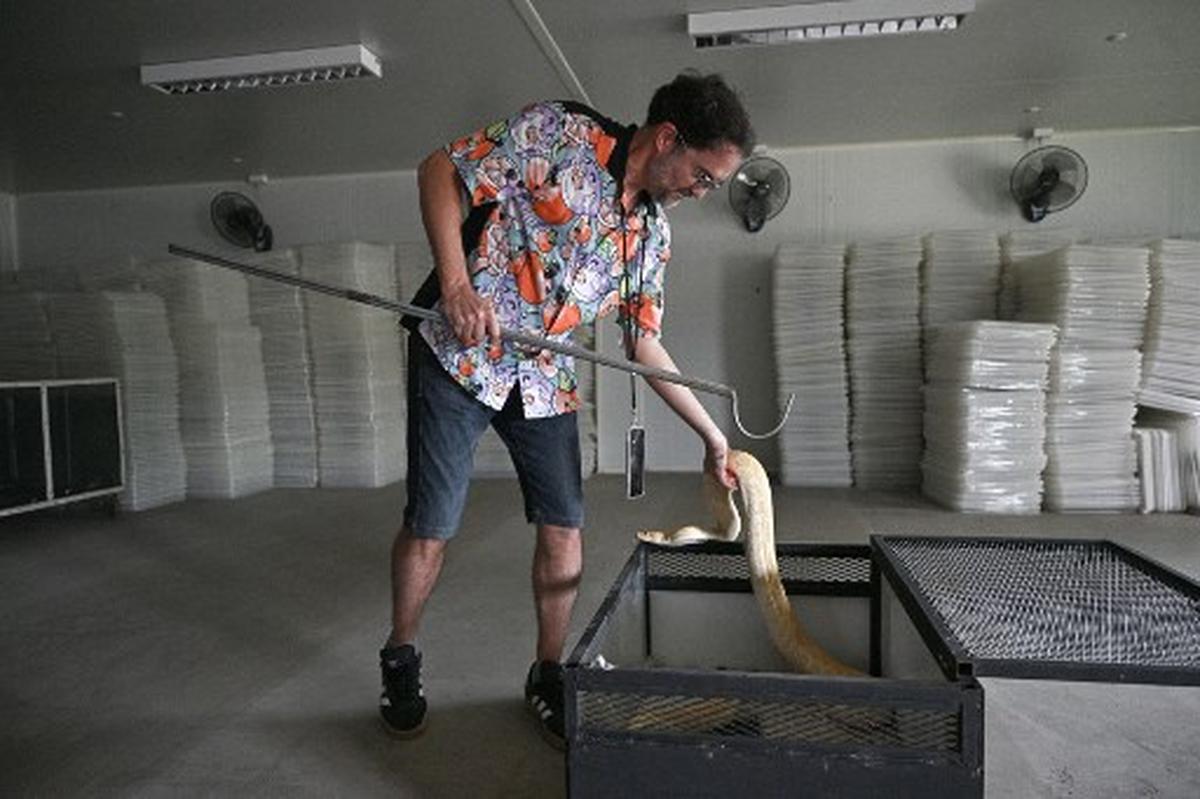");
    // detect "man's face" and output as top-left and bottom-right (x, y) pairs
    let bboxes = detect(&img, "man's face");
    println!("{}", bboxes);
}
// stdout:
(646, 135), (744, 209)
